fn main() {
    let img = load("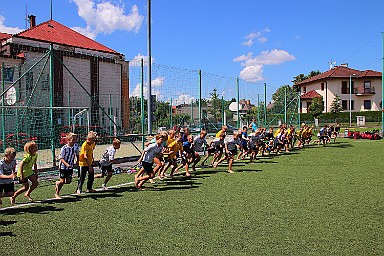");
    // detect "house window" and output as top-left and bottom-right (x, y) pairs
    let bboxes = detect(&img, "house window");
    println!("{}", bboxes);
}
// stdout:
(342, 100), (348, 110)
(321, 83), (324, 91)
(364, 100), (371, 110)
(364, 81), (371, 93)
(303, 86), (306, 93)
(351, 100), (354, 110)
(341, 81), (348, 94)
(3, 67), (14, 83)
